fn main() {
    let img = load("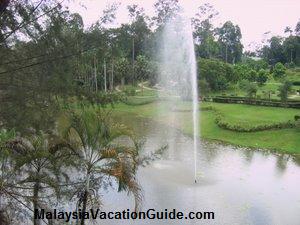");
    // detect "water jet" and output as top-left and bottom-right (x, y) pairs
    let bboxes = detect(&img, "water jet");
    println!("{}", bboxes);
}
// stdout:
(157, 14), (199, 183)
